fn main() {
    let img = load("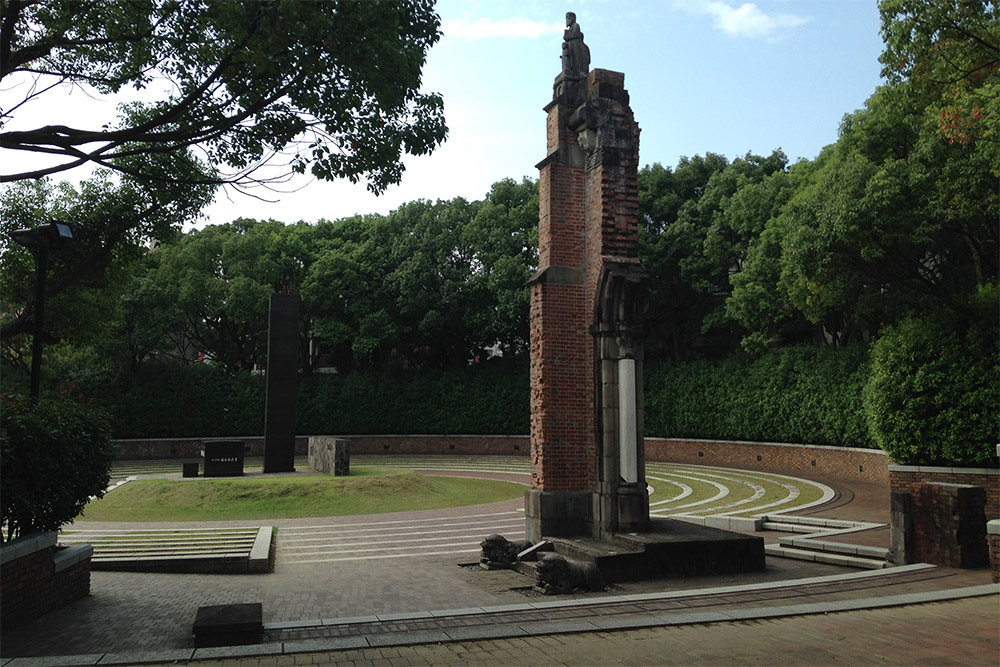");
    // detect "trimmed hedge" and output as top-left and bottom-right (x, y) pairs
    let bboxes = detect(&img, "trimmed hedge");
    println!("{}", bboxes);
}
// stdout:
(111, 363), (266, 438)
(297, 364), (529, 435)
(106, 347), (877, 453)
(645, 345), (874, 448)
(106, 362), (529, 438)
